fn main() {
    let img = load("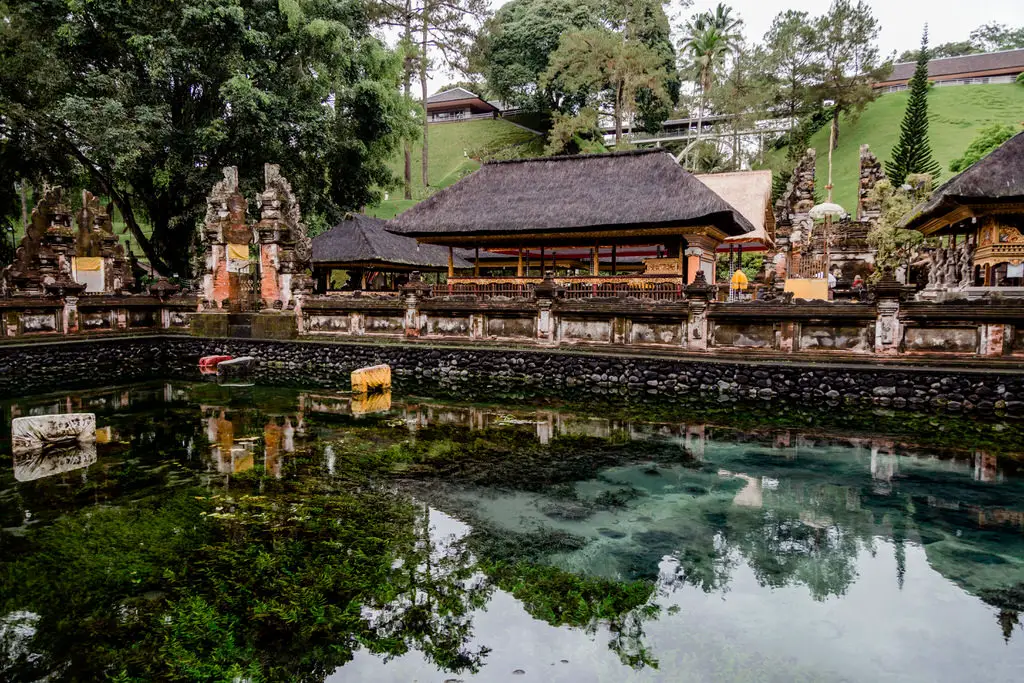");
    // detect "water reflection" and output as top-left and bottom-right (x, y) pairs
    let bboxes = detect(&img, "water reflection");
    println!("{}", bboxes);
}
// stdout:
(1, 382), (1023, 681)
(12, 442), (97, 483)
